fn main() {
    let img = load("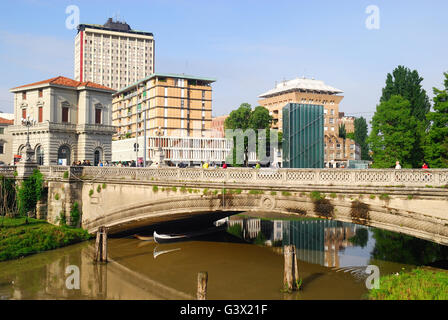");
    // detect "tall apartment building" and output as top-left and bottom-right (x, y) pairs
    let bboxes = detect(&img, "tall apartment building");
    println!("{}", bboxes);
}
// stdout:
(259, 77), (360, 167)
(112, 73), (215, 139)
(75, 18), (155, 91)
